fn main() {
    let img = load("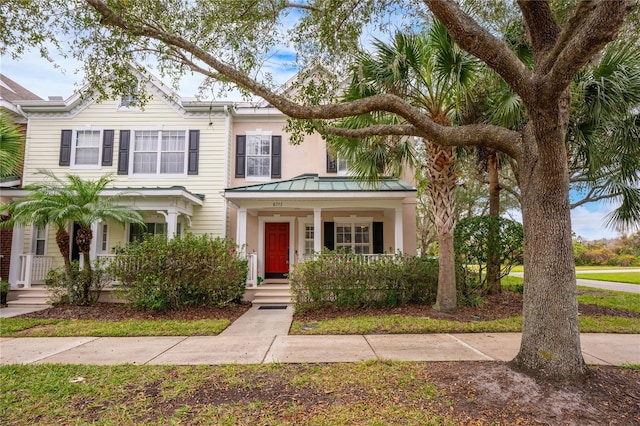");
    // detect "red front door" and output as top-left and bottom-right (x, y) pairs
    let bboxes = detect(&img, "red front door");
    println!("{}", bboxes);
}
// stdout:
(265, 222), (289, 278)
